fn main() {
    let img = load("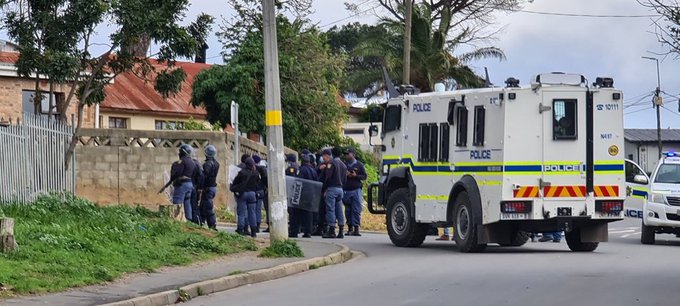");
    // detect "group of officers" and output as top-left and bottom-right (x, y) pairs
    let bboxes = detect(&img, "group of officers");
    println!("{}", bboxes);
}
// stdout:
(284, 147), (367, 239)
(166, 144), (367, 240)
